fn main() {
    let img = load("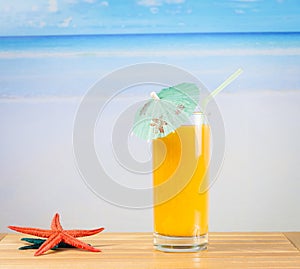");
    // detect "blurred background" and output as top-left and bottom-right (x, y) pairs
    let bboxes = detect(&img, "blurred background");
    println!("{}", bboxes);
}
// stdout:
(0, 0), (299, 232)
